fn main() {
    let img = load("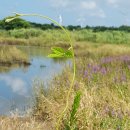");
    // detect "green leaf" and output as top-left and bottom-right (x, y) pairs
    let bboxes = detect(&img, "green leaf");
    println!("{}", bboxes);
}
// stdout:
(48, 53), (64, 58)
(48, 47), (65, 58)
(51, 47), (65, 55)
(48, 47), (73, 58)
(5, 13), (22, 23)
(64, 50), (73, 58)
(5, 17), (16, 23)
(70, 91), (82, 125)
